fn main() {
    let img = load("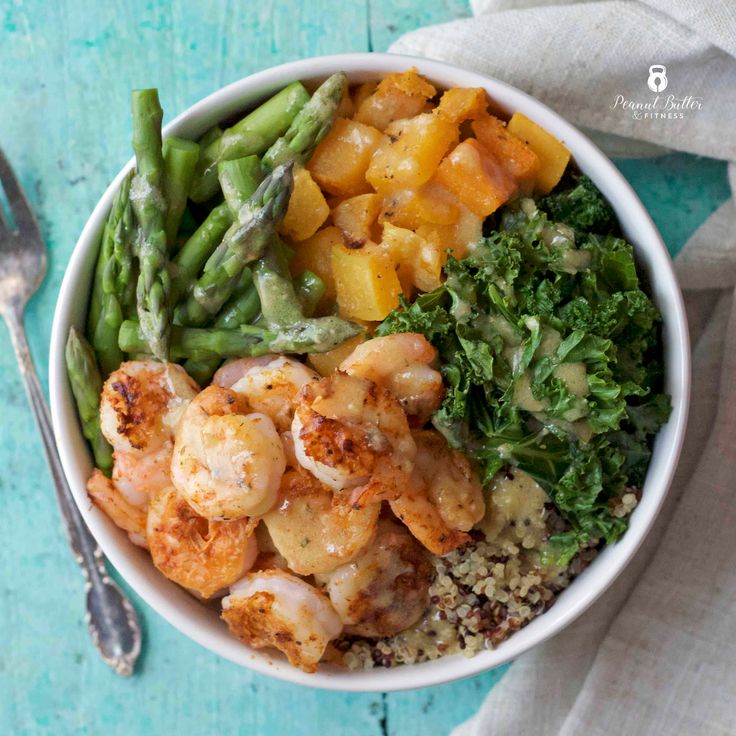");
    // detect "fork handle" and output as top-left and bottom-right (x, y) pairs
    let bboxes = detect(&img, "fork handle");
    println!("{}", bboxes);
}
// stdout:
(5, 309), (141, 676)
